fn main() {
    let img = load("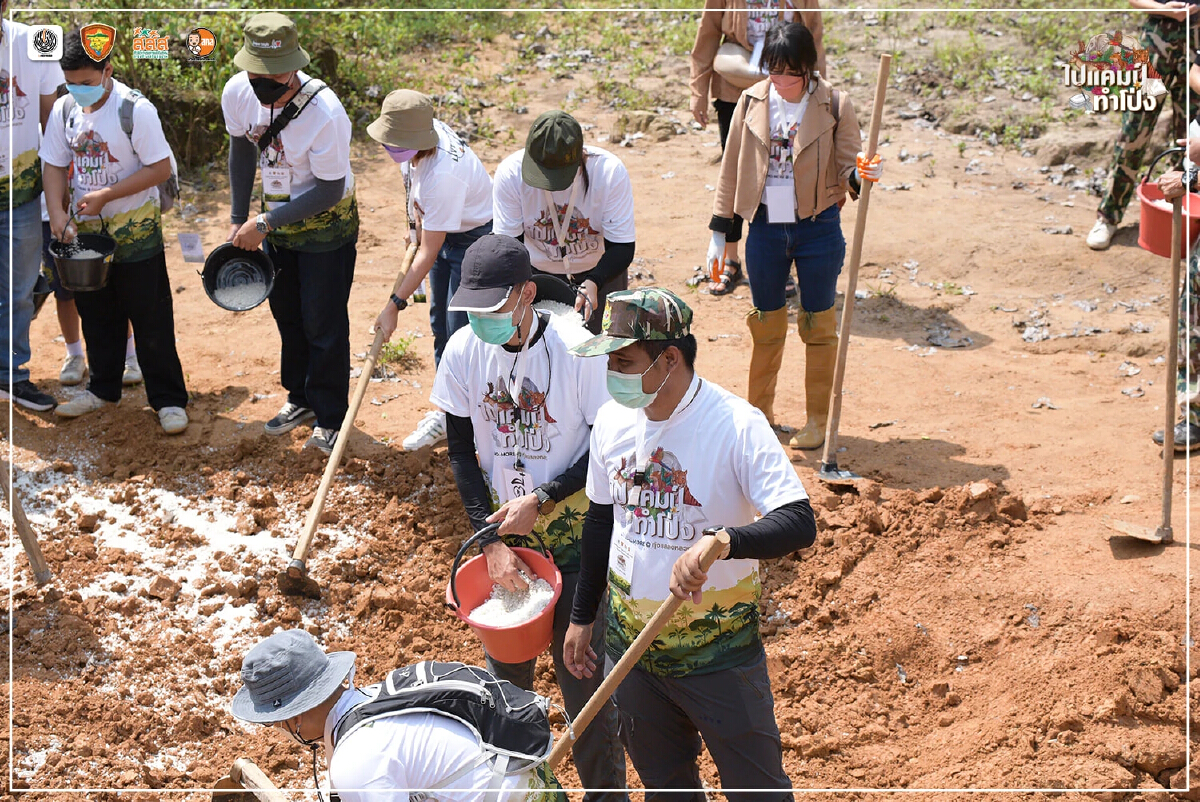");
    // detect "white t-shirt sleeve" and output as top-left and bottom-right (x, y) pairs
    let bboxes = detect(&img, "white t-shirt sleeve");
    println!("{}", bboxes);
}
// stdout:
(307, 107), (351, 181)
(129, 99), (173, 168)
(39, 59), (63, 95)
(586, 415), (614, 505)
(329, 748), (408, 802)
(598, 158), (636, 244)
(491, 155), (525, 238)
(734, 407), (809, 515)
(38, 97), (71, 169)
(418, 169), (468, 233)
(221, 74), (248, 137)
(428, 335), (472, 418)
